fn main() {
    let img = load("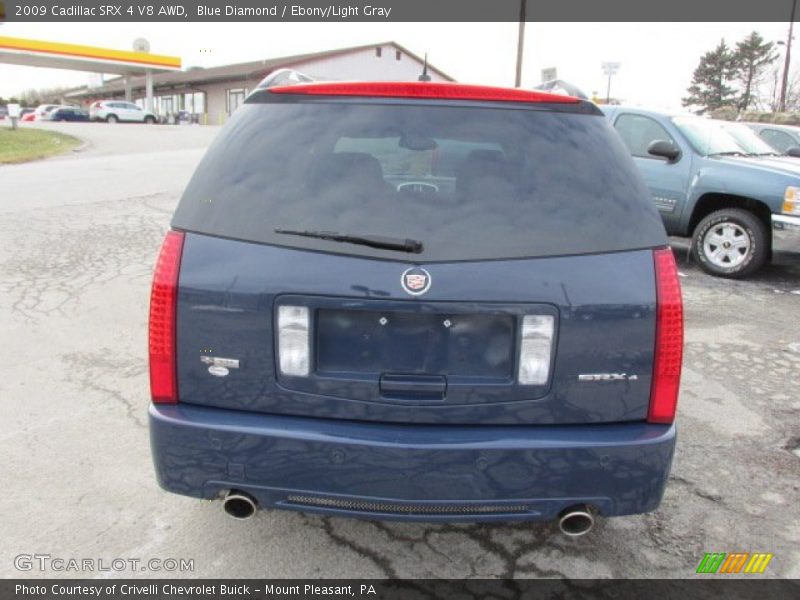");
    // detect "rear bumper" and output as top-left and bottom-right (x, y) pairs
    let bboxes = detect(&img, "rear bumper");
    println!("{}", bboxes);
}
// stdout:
(149, 404), (676, 523)
(772, 214), (800, 253)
